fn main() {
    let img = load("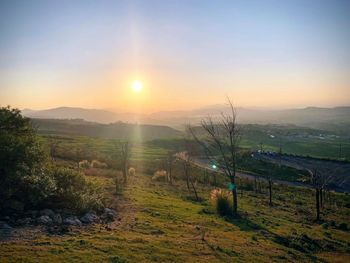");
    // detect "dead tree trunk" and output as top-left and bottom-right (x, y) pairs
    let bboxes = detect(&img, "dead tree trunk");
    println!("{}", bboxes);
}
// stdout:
(190, 178), (199, 201)
(166, 151), (174, 185)
(185, 168), (190, 192)
(316, 187), (320, 221)
(116, 141), (131, 185)
(268, 178), (273, 206)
